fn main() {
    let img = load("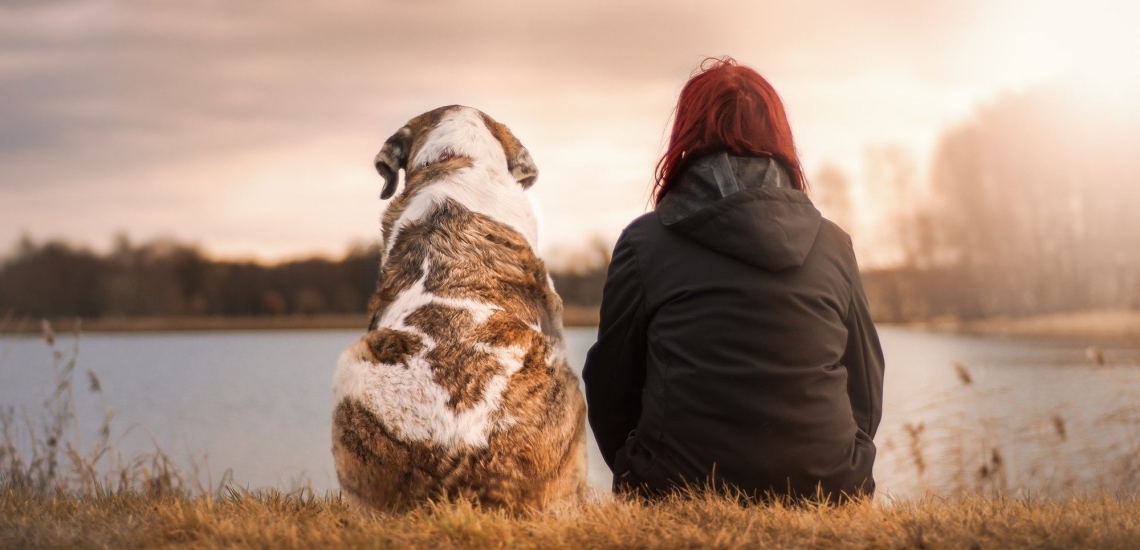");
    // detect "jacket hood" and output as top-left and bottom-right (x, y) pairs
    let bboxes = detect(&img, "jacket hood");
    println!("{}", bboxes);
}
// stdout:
(657, 152), (822, 271)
